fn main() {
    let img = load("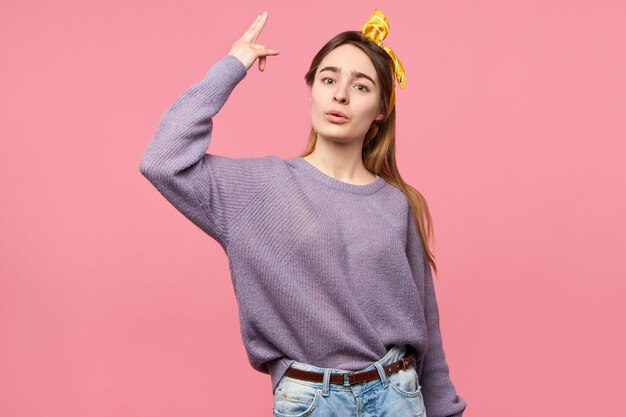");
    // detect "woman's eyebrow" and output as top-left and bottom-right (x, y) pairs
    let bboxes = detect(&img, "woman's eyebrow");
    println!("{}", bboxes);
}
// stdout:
(319, 66), (376, 86)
